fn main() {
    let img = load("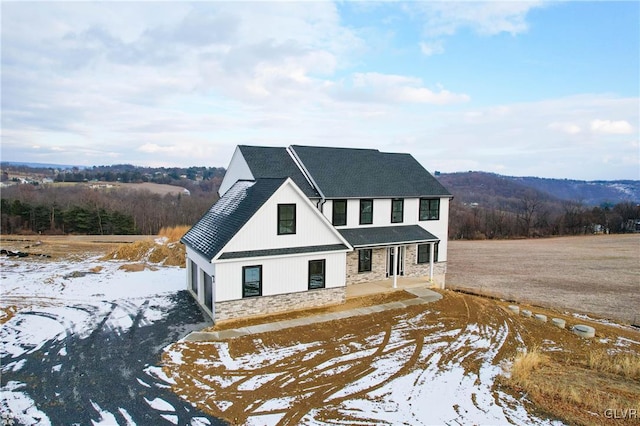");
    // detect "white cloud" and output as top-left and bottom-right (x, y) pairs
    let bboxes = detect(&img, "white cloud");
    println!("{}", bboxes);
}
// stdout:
(420, 40), (445, 56)
(590, 119), (633, 134)
(549, 122), (582, 135)
(338, 72), (470, 105)
(413, 1), (547, 38)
